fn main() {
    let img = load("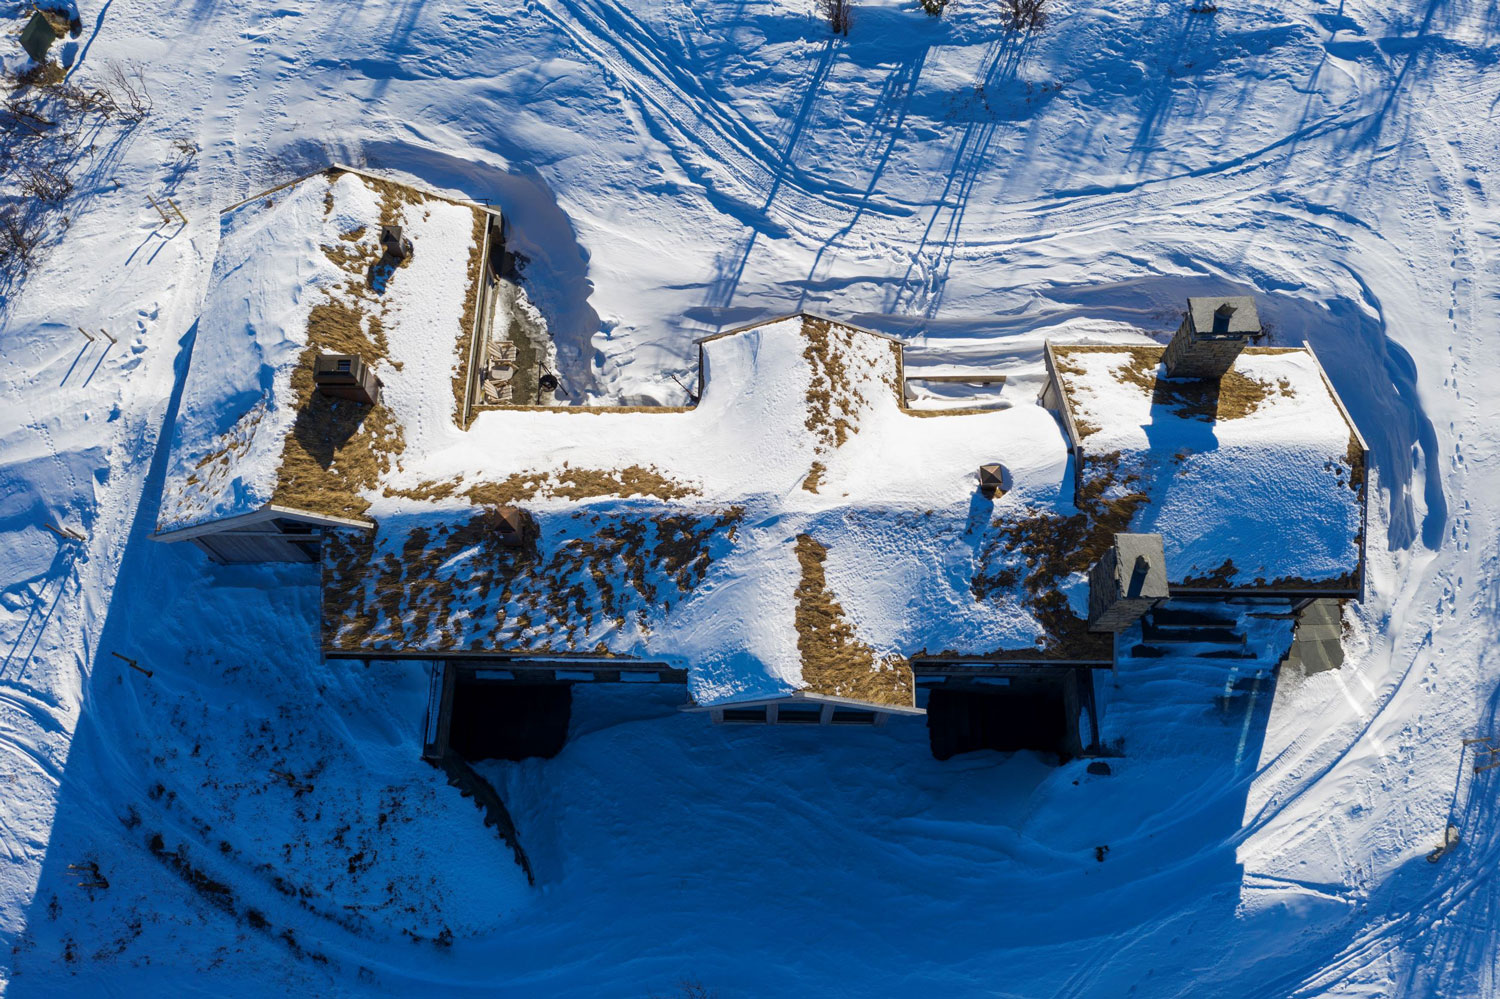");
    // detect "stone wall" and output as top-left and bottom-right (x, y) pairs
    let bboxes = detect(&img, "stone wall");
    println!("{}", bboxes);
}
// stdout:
(1163, 317), (1247, 379)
